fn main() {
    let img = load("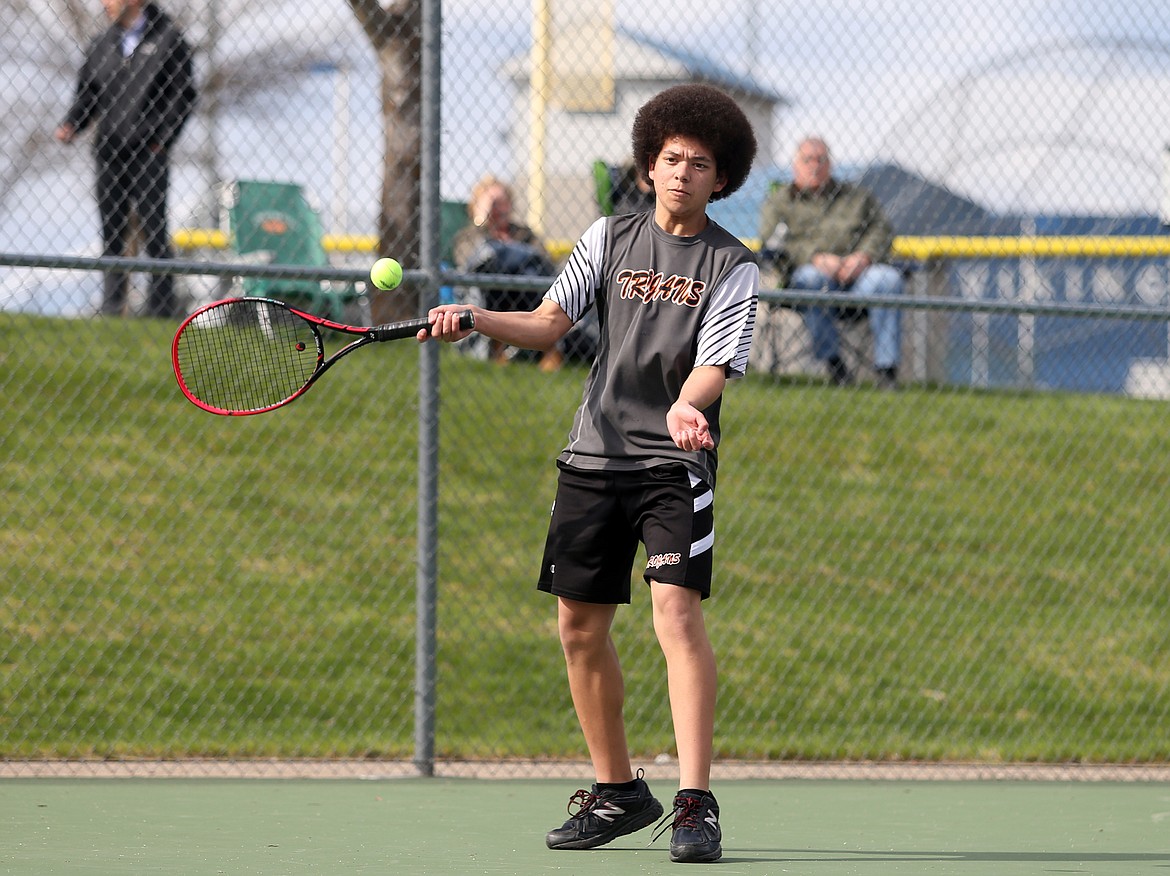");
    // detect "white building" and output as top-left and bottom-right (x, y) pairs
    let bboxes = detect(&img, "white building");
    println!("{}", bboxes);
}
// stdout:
(501, 26), (787, 244)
